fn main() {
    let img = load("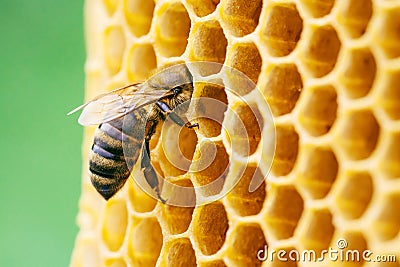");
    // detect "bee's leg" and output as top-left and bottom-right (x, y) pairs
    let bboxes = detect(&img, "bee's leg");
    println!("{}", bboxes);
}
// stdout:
(156, 101), (199, 129)
(141, 120), (166, 203)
